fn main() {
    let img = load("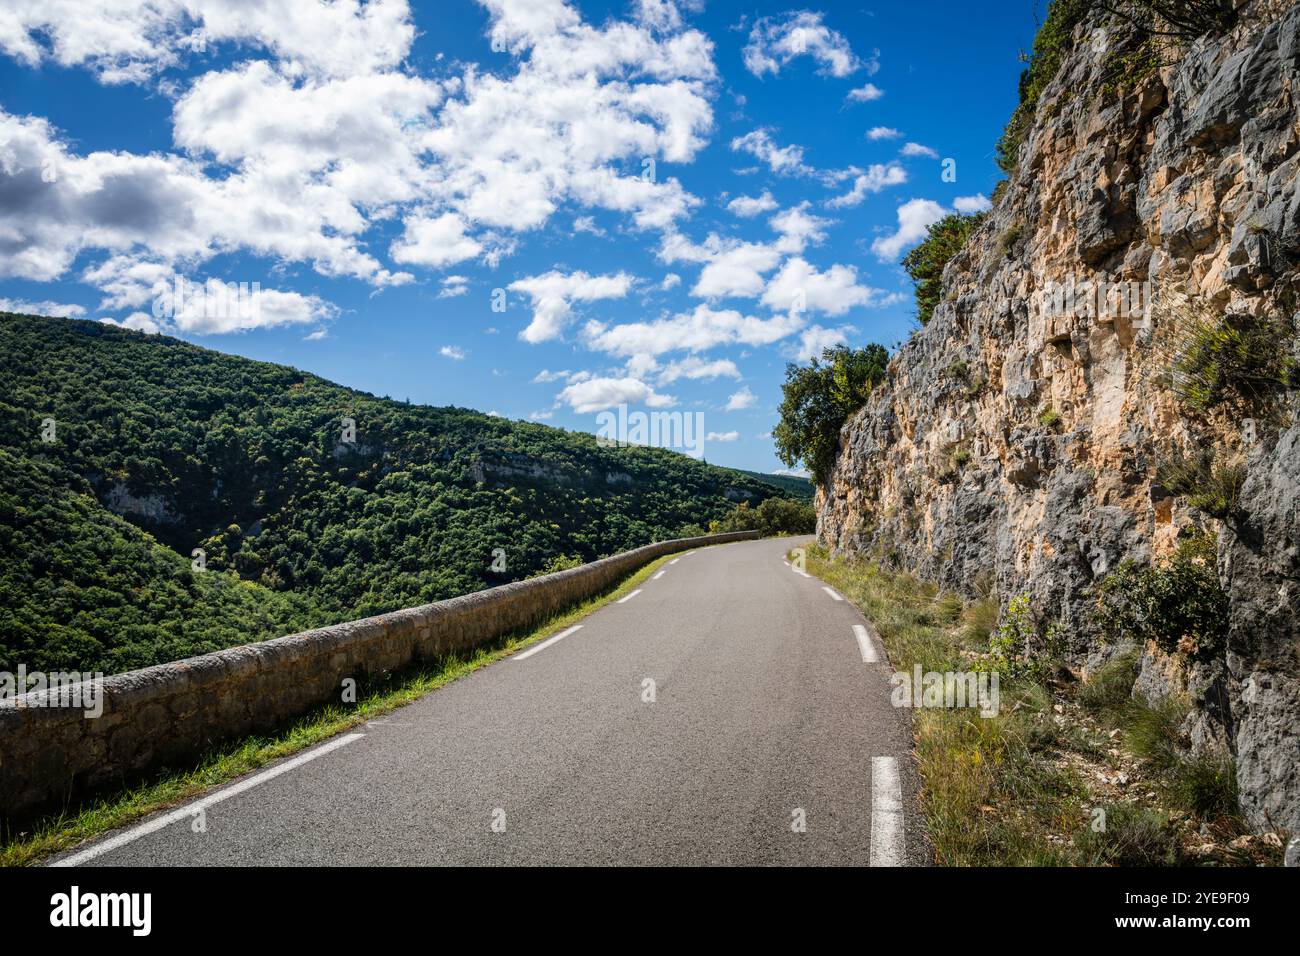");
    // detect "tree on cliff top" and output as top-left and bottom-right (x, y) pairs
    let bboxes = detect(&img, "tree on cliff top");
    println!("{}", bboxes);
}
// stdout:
(774, 344), (889, 487)
(902, 212), (989, 326)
